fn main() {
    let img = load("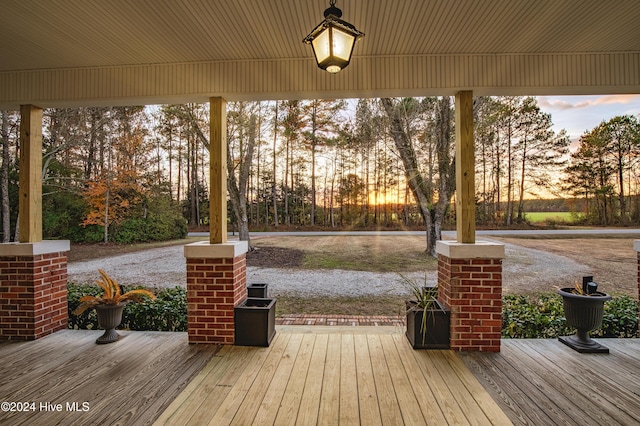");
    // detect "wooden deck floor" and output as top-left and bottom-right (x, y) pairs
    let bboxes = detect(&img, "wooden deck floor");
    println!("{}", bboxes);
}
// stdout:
(0, 330), (219, 426)
(155, 326), (511, 425)
(2, 329), (638, 425)
(460, 339), (640, 426)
